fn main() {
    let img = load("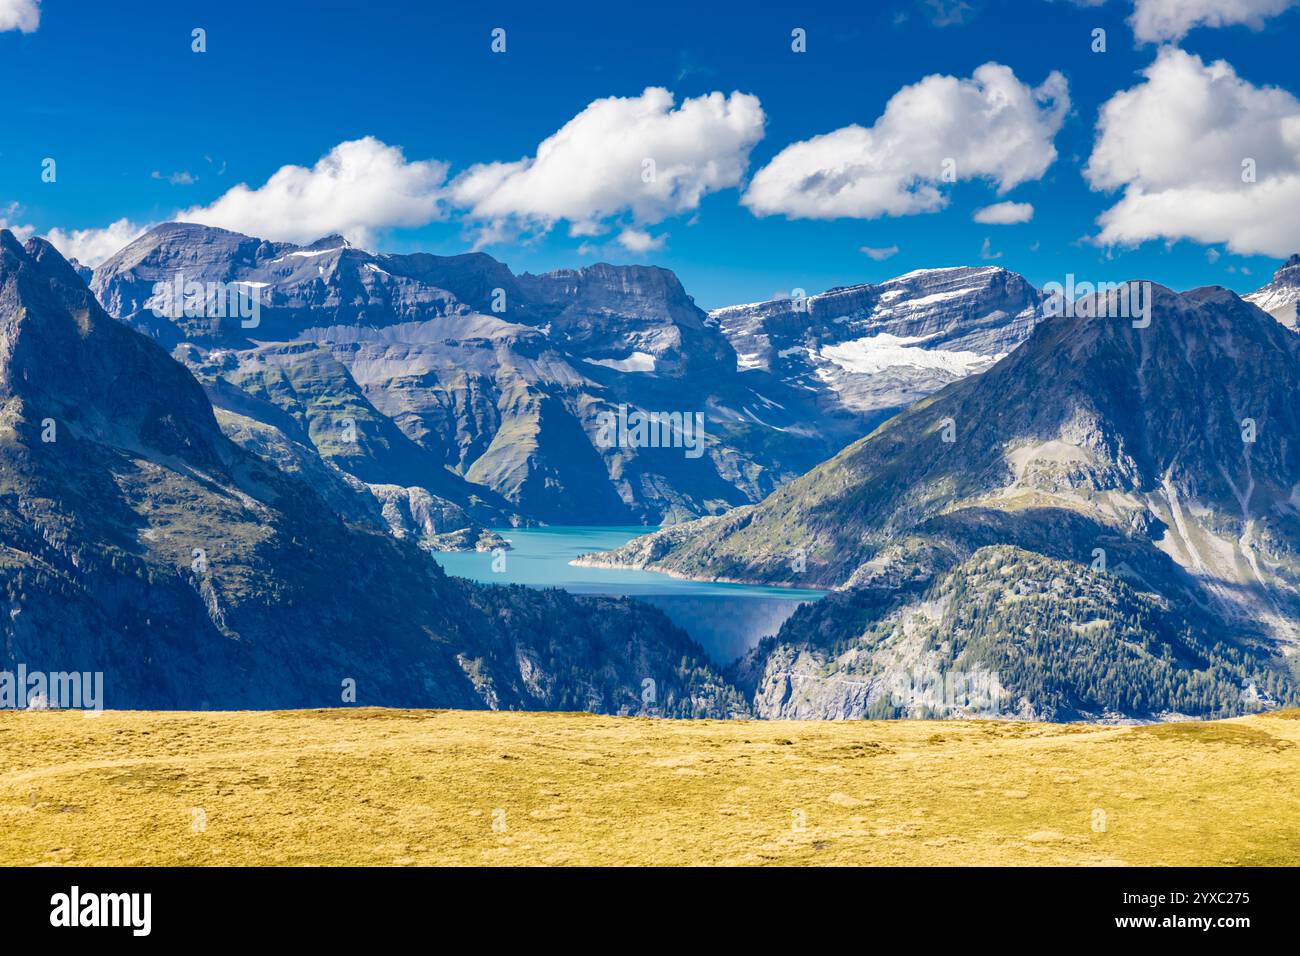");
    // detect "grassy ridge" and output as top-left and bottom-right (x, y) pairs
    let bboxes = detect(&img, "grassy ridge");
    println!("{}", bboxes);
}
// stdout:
(1, 708), (1297, 866)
